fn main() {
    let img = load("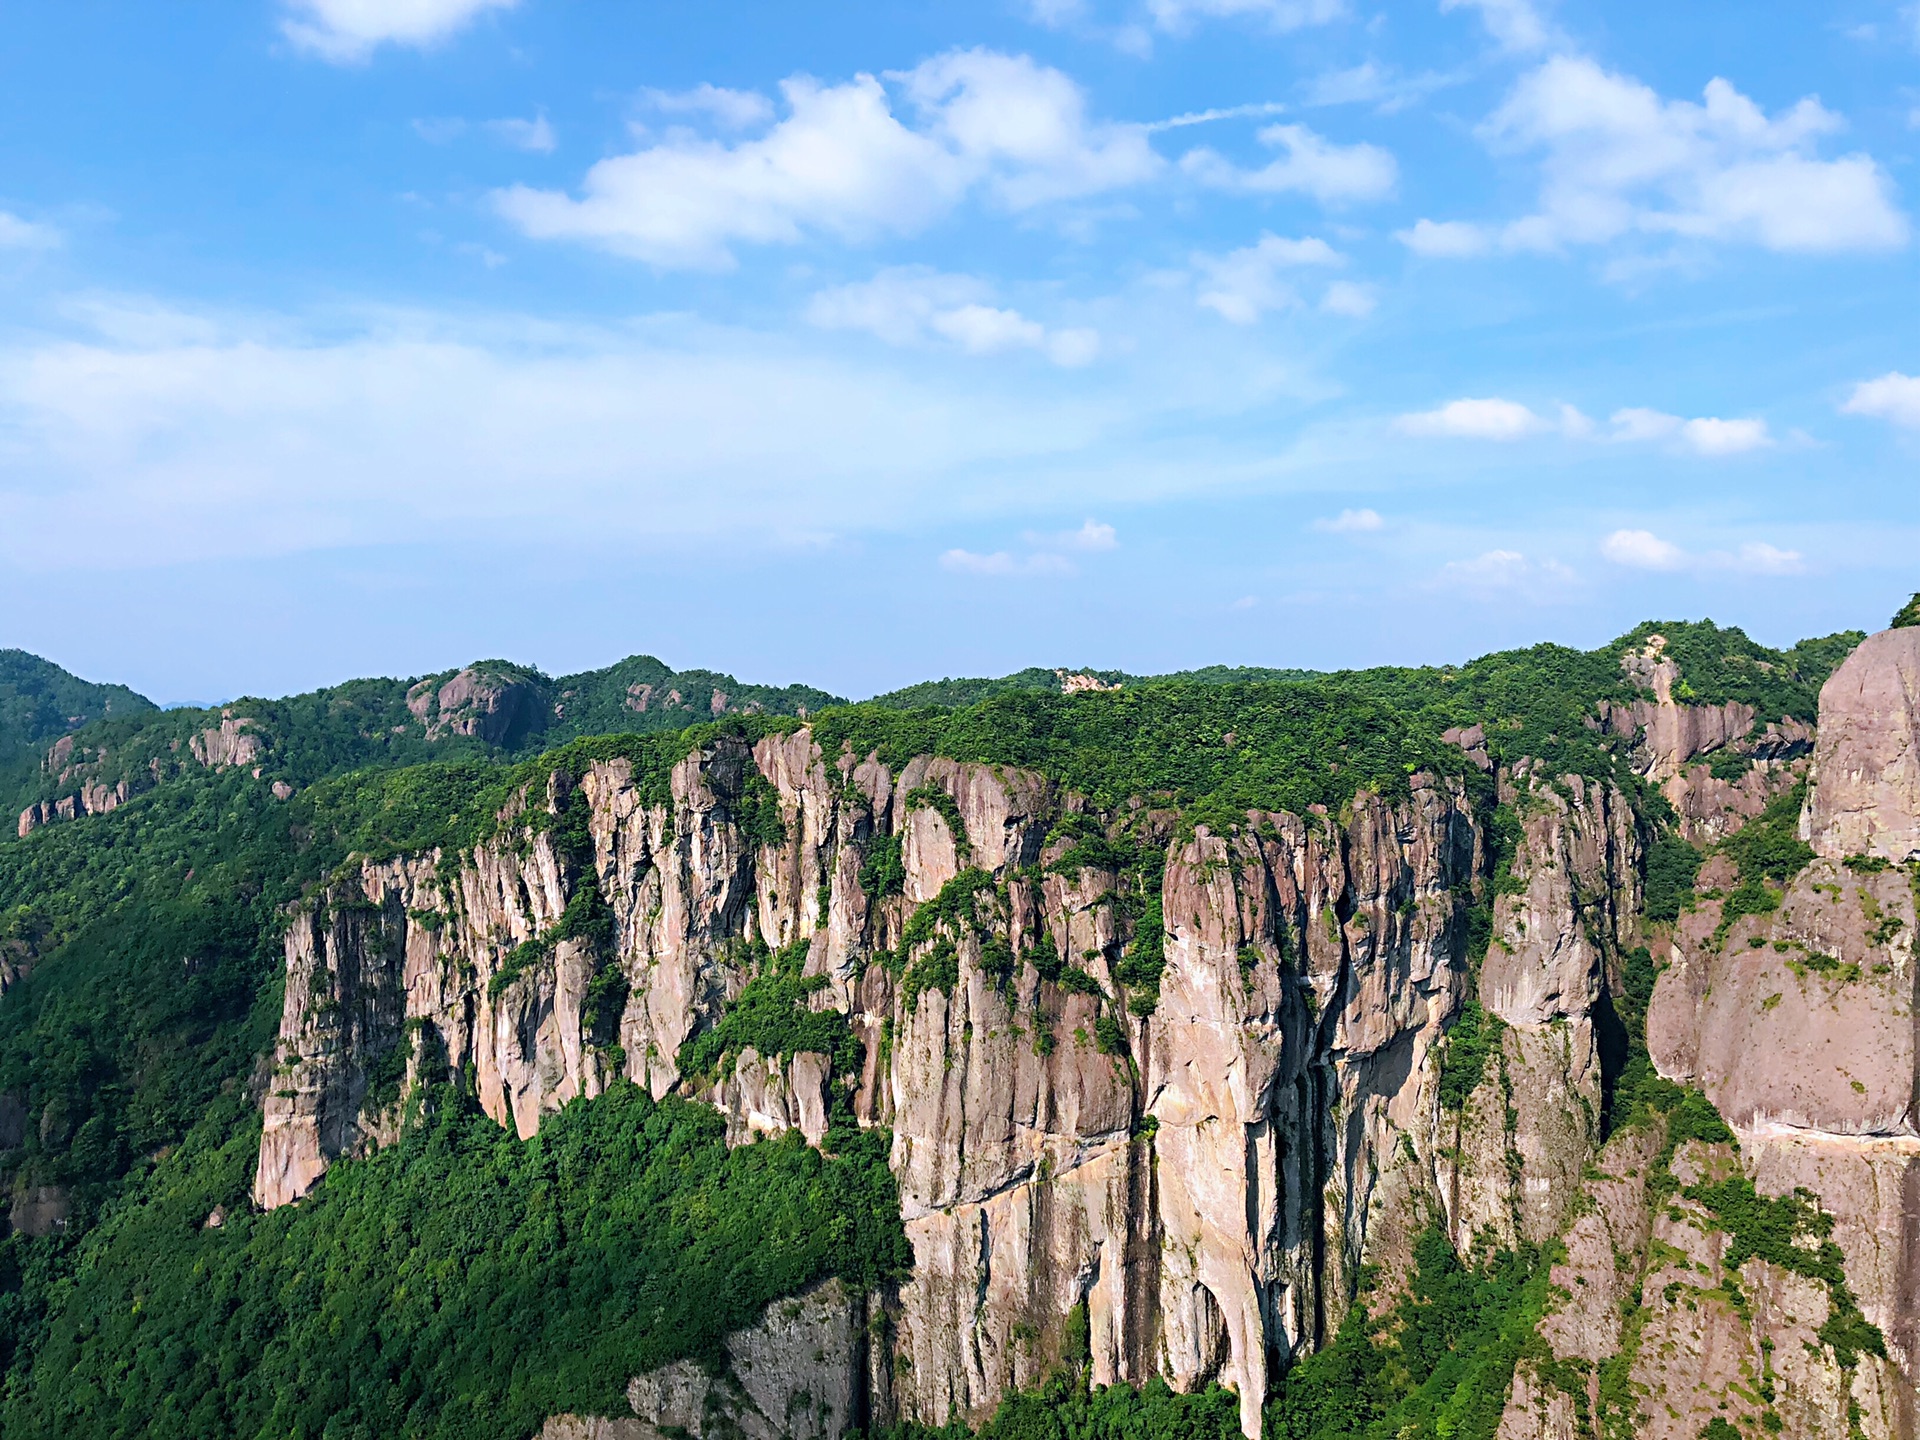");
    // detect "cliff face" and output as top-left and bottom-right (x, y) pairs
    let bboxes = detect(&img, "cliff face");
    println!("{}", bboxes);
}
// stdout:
(1641, 626), (1920, 1434)
(250, 627), (1920, 1440)
(253, 719), (1648, 1440)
